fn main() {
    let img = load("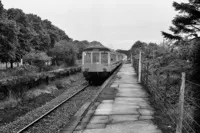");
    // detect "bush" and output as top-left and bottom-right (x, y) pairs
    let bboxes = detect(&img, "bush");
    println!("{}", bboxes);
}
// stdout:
(0, 64), (39, 79)
(23, 51), (51, 71)
(48, 40), (78, 66)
